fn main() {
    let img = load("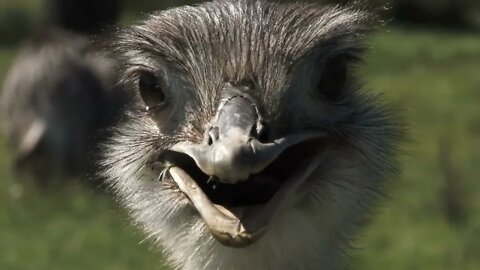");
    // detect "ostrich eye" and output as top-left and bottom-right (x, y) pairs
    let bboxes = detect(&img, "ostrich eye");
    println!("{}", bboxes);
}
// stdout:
(317, 54), (349, 101)
(138, 70), (166, 109)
